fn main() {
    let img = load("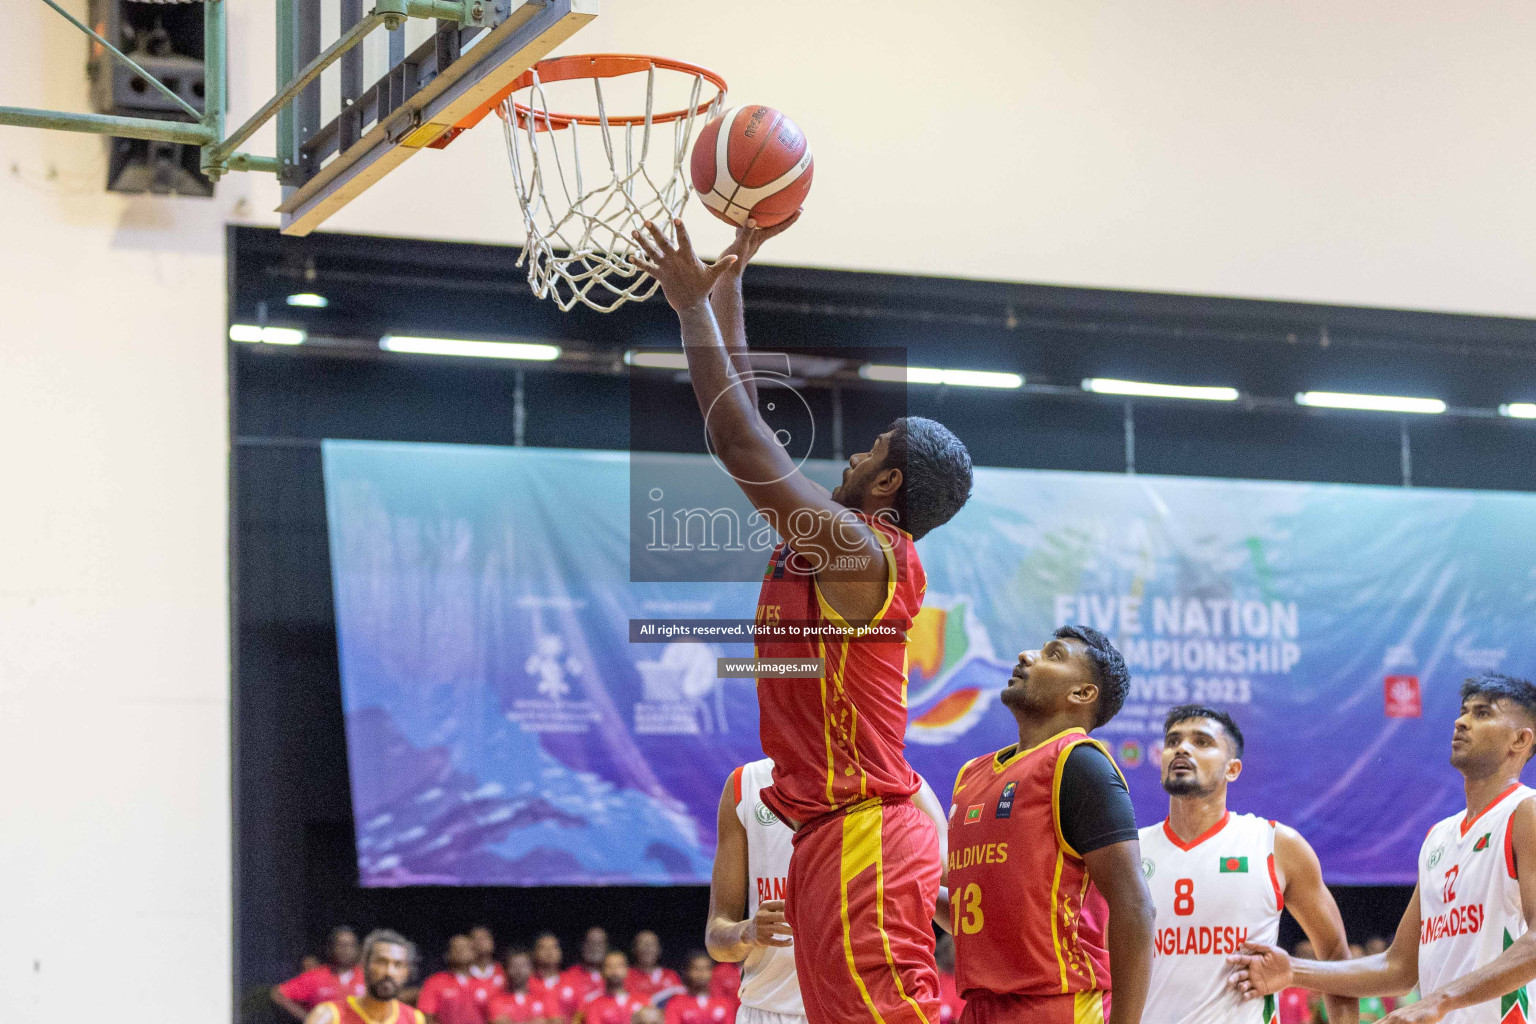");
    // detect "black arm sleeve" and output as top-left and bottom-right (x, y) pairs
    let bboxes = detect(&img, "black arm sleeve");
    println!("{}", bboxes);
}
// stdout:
(1056, 743), (1139, 855)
